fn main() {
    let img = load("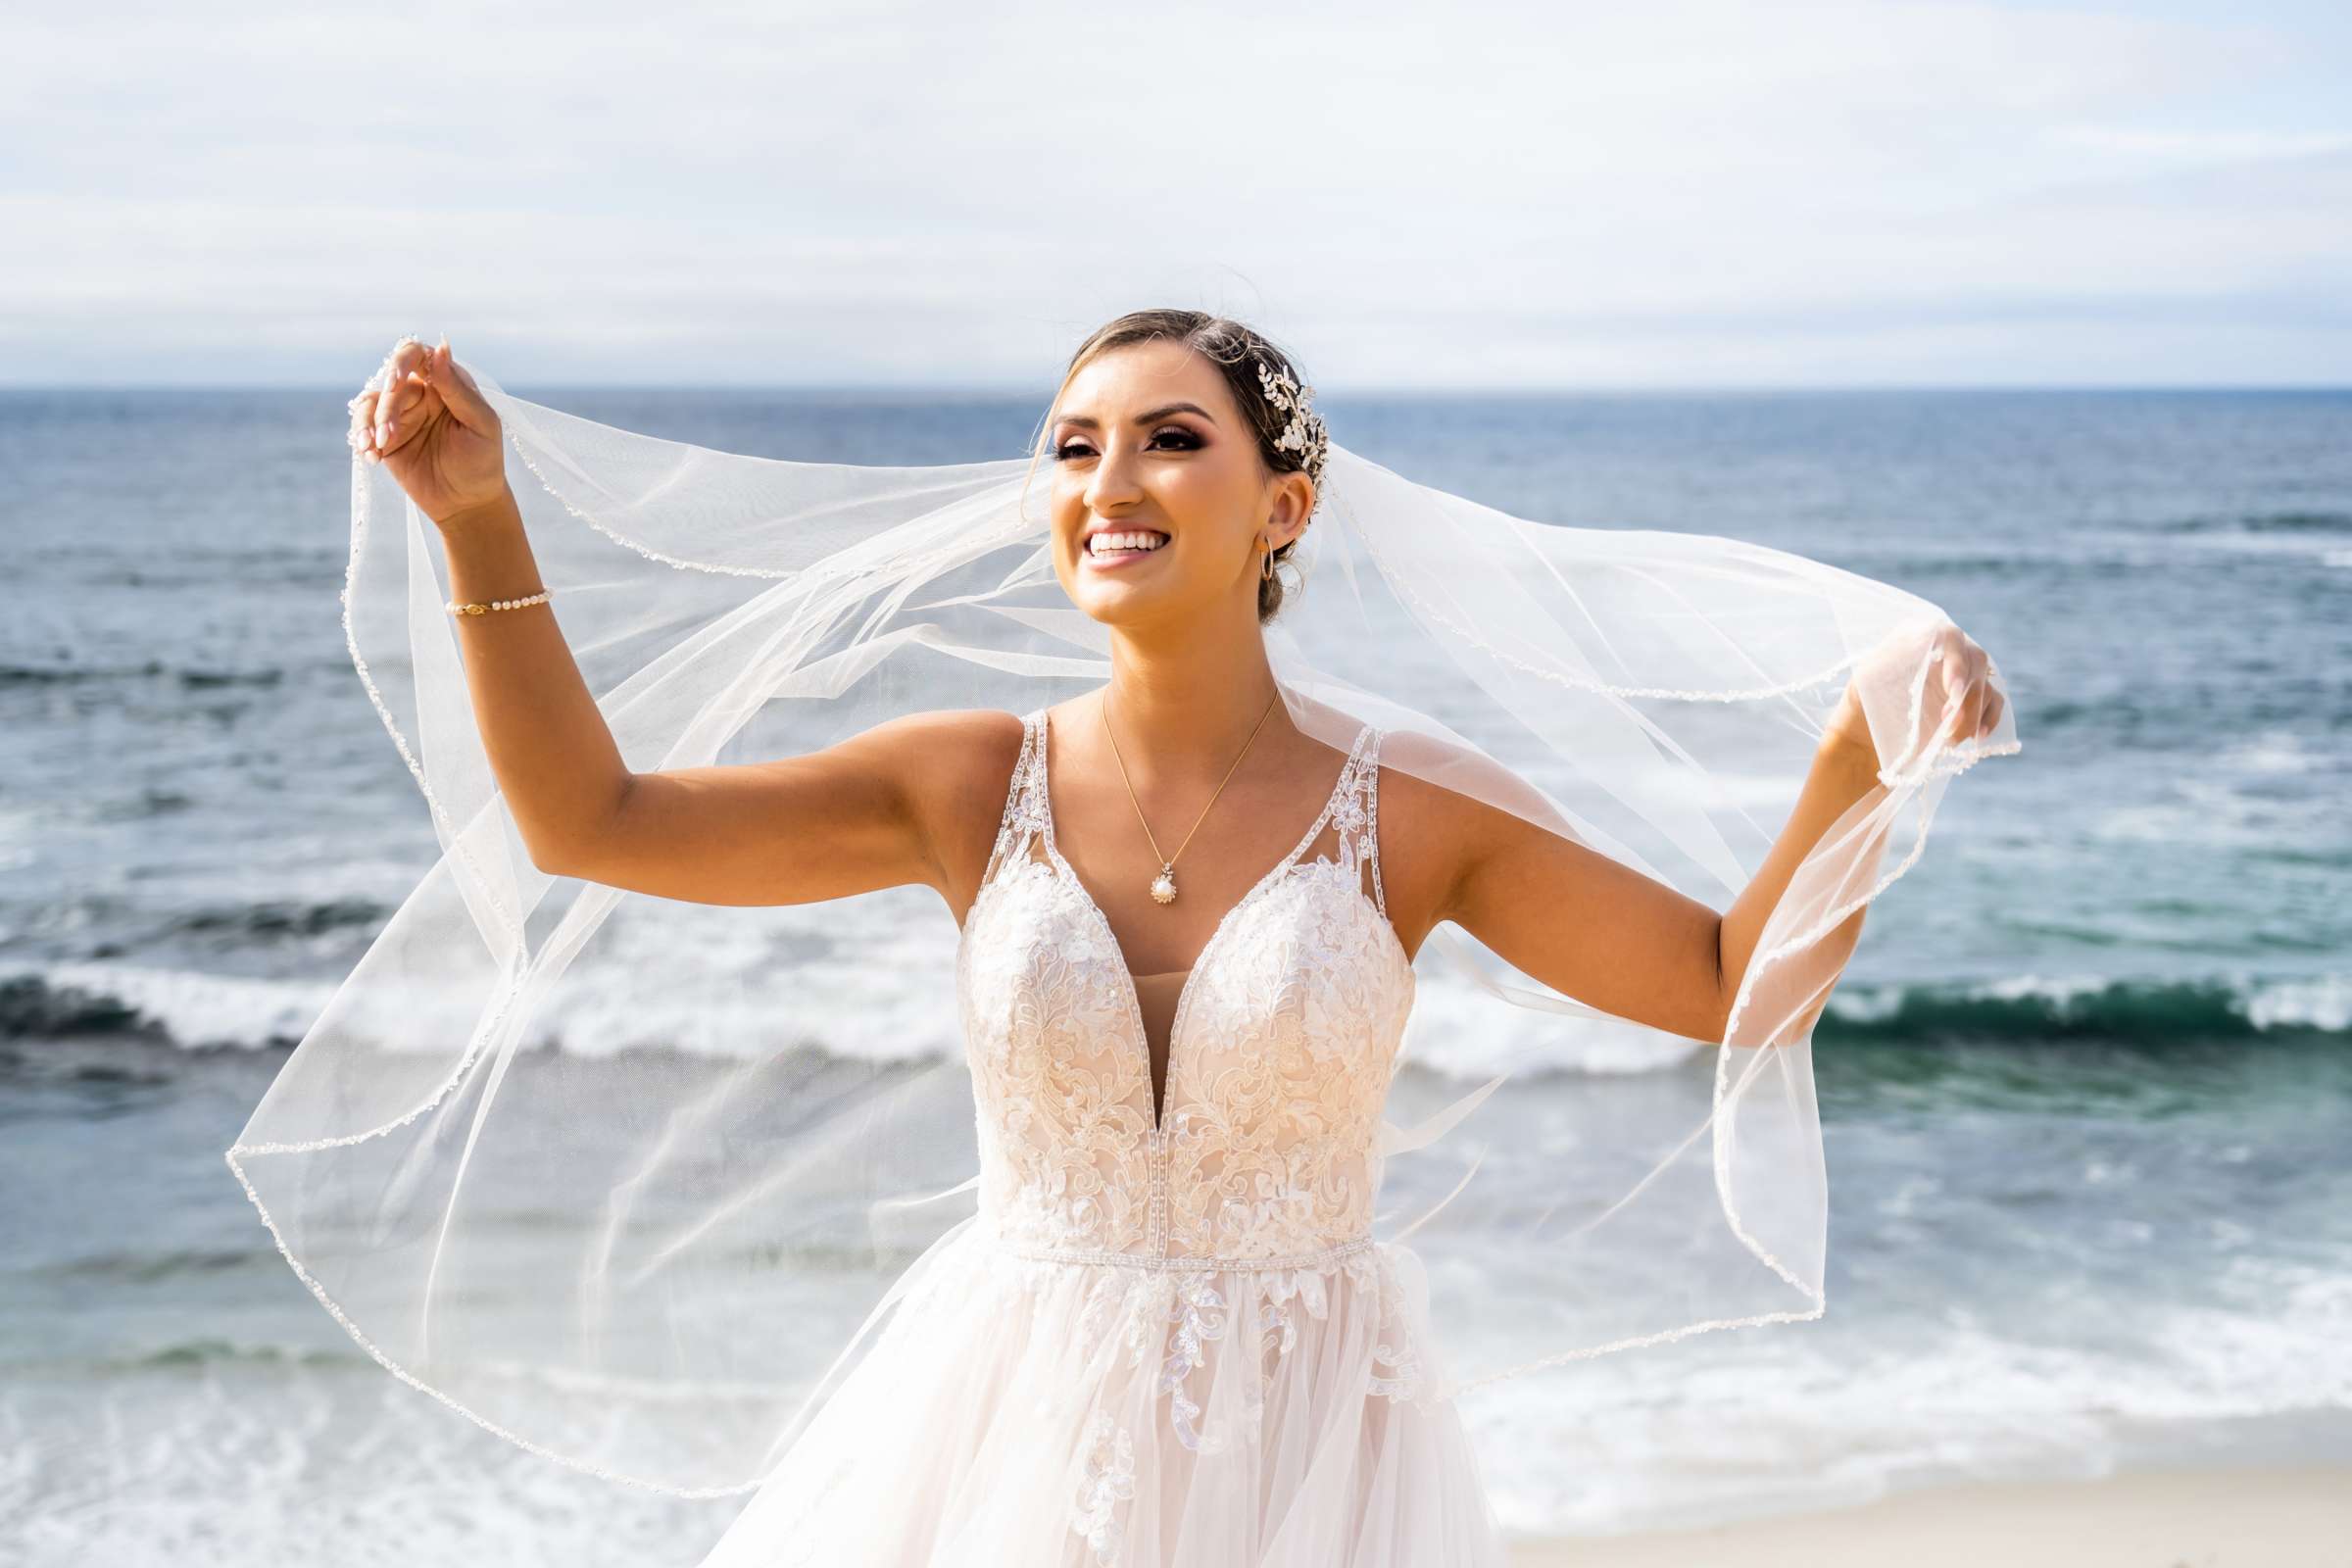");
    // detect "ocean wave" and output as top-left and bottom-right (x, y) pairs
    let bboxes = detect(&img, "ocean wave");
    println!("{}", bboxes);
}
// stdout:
(116, 1339), (367, 1373)
(2154, 510), (2352, 536)
(0, 658), (293, 687)
(0, 965), (333, 1050)
(19, 1246), (276, 1283)
(166, 898), (389, 941)
(0, 660), (165, 685)
(2236, 511), (2352, 535)
(1821, 973), (2351, 1045)
(10, 959), (2343, 1070)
